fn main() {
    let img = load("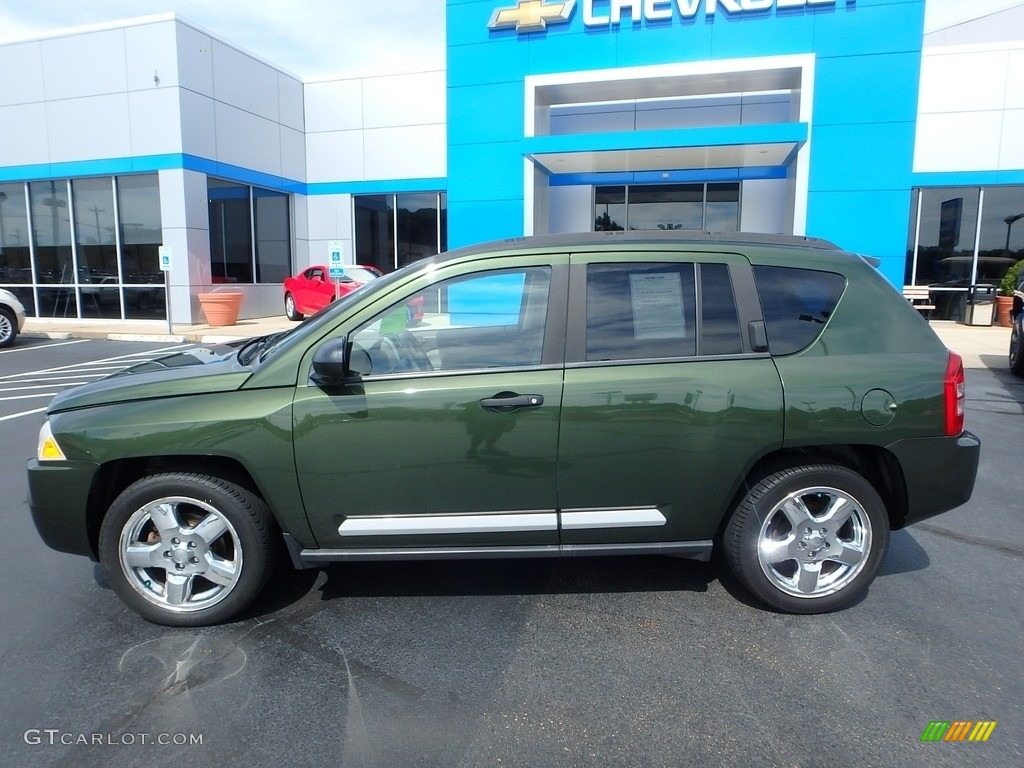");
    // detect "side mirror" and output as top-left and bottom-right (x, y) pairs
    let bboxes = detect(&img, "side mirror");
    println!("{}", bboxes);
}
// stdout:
(310, 337), (349, 387)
